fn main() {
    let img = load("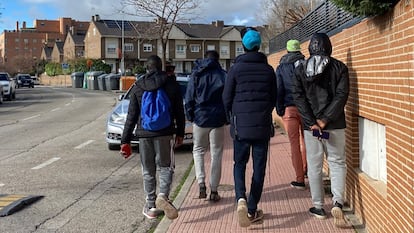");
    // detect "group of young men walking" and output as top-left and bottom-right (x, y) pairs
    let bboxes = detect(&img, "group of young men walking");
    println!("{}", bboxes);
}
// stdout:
(119, 26), (350, 229)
